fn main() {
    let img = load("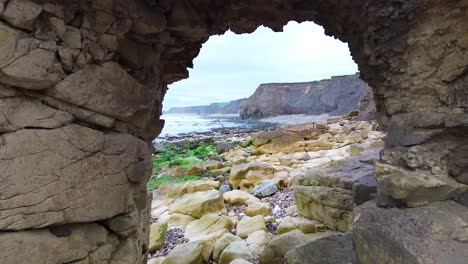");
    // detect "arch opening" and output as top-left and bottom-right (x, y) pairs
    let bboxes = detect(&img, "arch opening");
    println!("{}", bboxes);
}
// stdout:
(0, 0), (466, 263)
